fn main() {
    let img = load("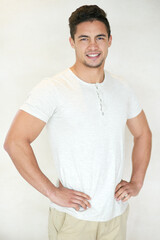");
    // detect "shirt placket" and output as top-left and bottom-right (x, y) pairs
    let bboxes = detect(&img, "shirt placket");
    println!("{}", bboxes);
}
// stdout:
(95, 83), (104, 116)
